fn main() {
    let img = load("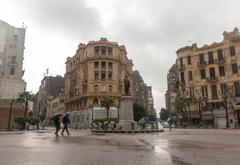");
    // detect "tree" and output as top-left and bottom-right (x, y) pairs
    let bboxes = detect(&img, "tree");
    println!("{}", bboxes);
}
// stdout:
(159, 108), (169, 121)
(133, 103), (146, 121)
(175, 96), (187, 123)
(100, 96), (114, 119)
(195, 96), (204, 126)
(16, 91), (36, 117)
